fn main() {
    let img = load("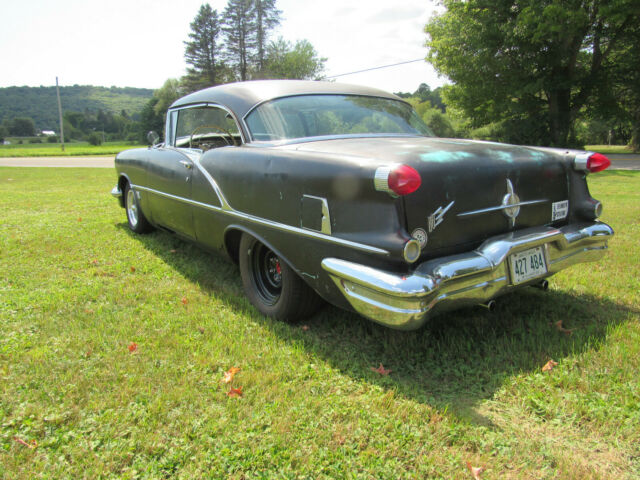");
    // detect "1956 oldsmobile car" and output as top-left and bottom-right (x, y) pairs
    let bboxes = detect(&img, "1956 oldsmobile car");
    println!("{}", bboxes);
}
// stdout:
(111, 80), (613, 330)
